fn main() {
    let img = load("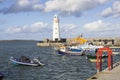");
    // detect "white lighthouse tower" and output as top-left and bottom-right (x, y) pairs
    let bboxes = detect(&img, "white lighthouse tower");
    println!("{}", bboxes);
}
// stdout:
(53, 15), (60, 41)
